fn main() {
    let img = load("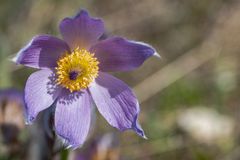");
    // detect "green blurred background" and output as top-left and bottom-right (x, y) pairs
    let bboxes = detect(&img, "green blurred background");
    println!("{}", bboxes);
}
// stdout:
(1, 0), (240, 159)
